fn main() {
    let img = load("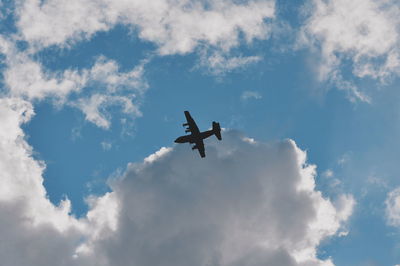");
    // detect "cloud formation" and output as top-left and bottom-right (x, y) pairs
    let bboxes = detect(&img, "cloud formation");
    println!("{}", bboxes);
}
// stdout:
(0, 2), (363, 265)
(0, 98), (87, 265)
(16, 0), (275, 55)
(385, 187), (400, 227)
(0, 37), (147, 128)
(198, 52), (263, 75)
(0, 0), (278, 130)
(301, 0), (400, 101)
(241, 90), (262, 101)
(0, 102), (354, 266)
(10, 0), (276, 75)
(86, 133), (354, 266)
